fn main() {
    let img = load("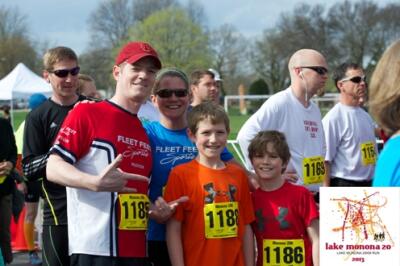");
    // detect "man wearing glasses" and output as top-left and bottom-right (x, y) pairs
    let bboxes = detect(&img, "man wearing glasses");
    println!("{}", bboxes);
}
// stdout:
(237, 49), (329, 201)
(322, 63), (376, 187)
(23, 46), (86, 266)
(46, 42), (177, 265)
